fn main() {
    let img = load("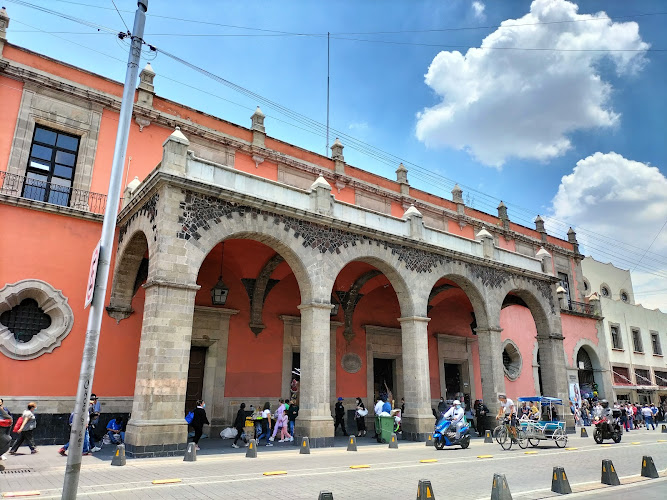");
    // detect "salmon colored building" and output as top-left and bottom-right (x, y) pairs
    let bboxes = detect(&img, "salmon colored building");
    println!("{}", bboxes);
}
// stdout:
(0, 9), (608, 456)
